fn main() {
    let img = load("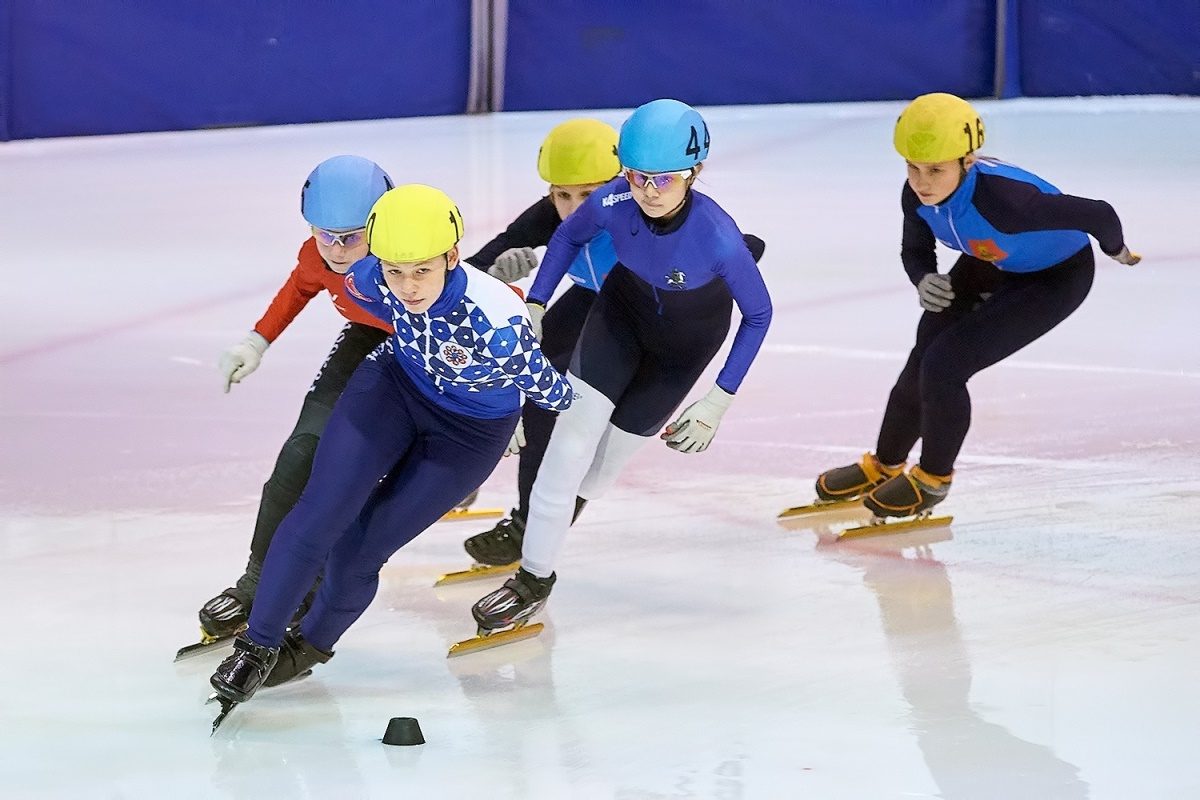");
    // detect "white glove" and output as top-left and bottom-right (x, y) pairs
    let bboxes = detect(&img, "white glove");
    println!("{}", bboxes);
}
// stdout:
(487, 247), (539, 282)
(219, 331), (270, 393)
(504, 419), (526, 457)
(1109, 245), (1141, 266)
(917, 273), (955, 312)
(525, 301), (546, 339)
(661, 385), (735, 454)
